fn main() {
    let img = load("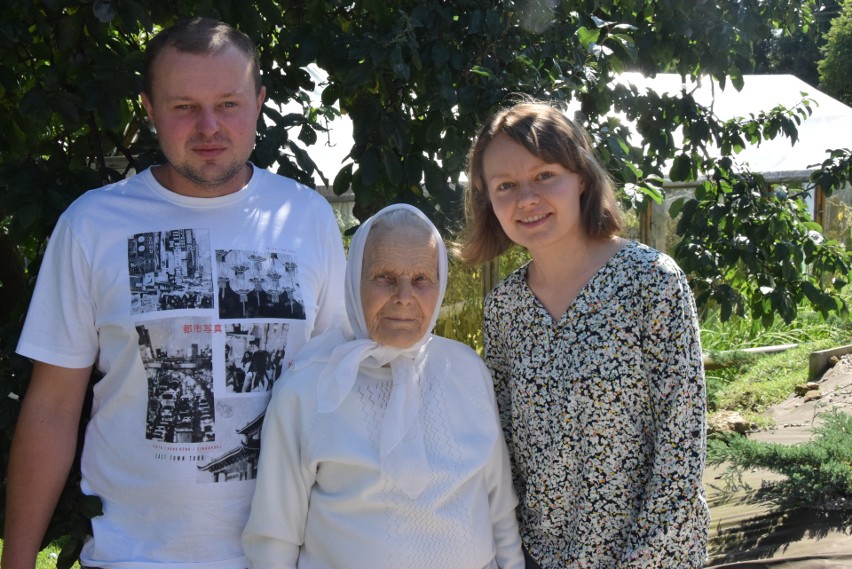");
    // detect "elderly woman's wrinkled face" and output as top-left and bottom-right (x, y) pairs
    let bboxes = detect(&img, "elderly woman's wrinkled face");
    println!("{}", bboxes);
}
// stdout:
(361, 224), (440, 349)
